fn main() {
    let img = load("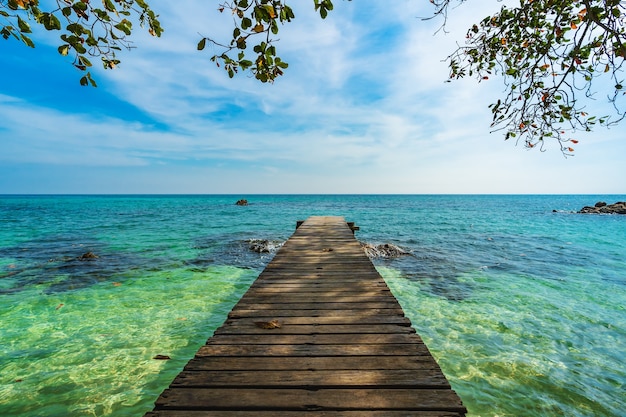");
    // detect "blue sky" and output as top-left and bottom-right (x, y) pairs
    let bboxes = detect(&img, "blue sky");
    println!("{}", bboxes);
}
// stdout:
(1, 0), (625, 194)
